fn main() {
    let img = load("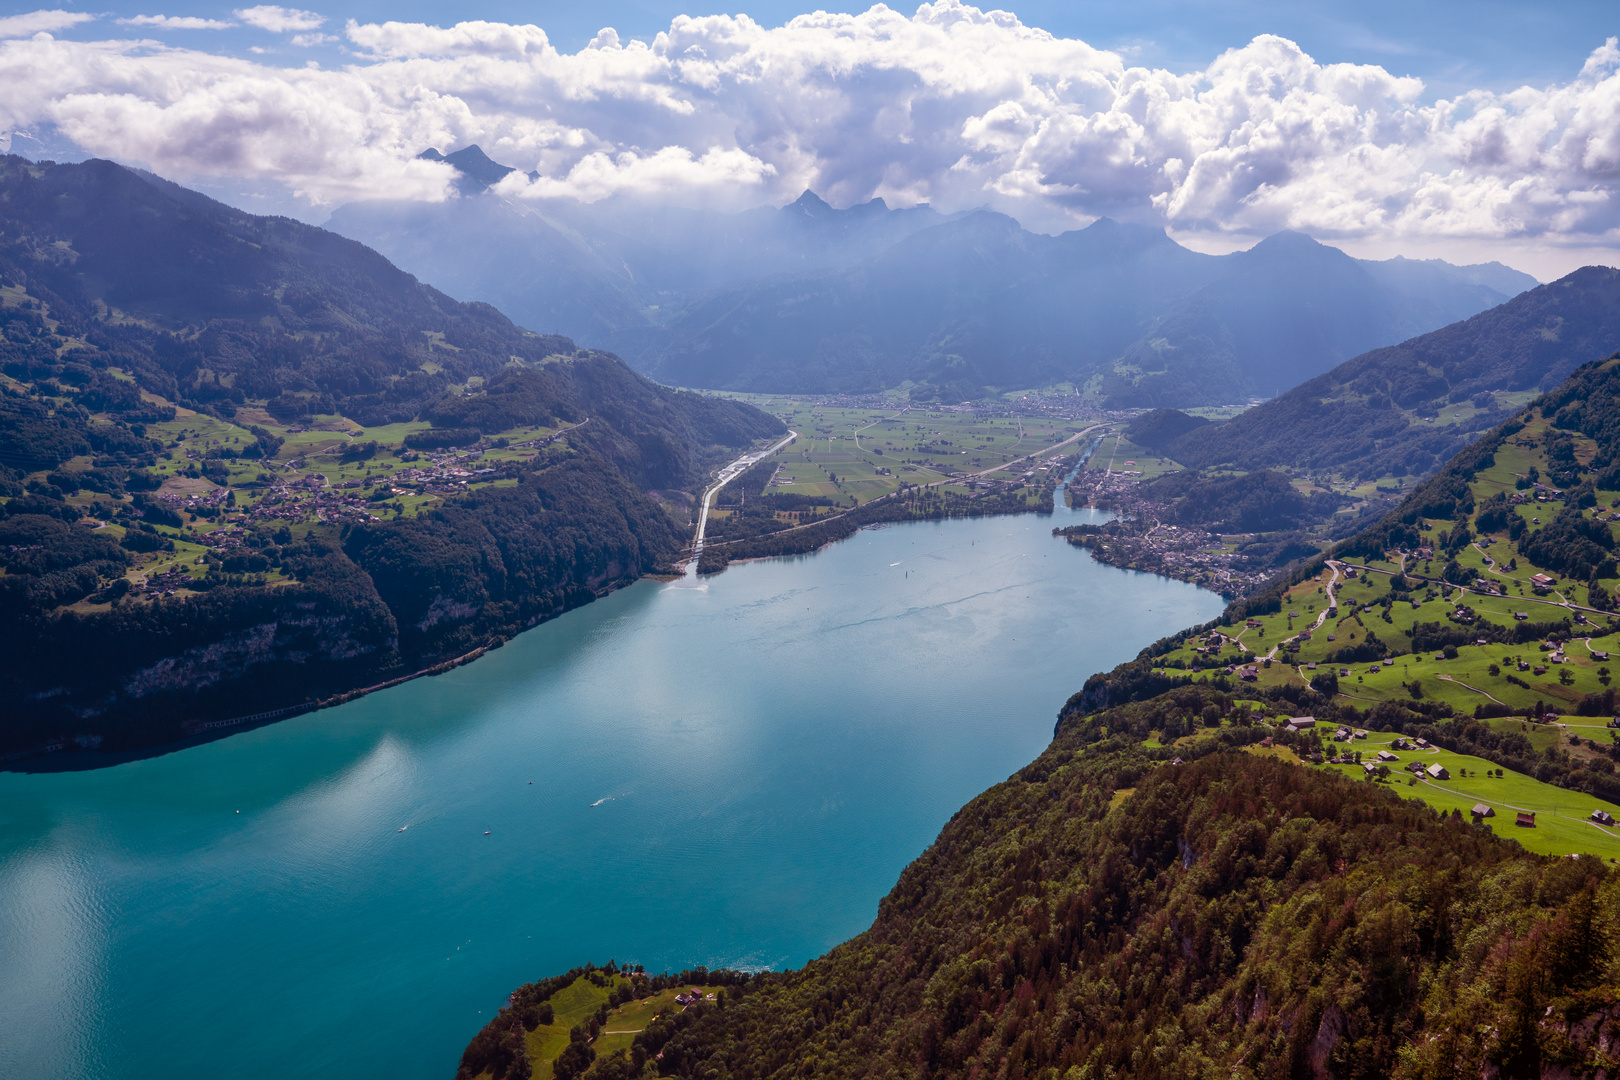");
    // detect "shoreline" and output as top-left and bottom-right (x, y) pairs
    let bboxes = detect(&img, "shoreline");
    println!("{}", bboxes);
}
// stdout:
(8, 445), (1202, 773)
(4, 435), (802, 773)
(1, 573), (640, 773)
